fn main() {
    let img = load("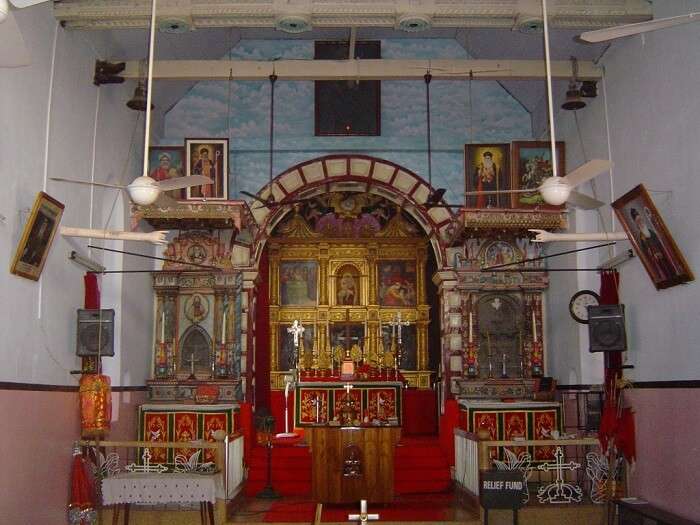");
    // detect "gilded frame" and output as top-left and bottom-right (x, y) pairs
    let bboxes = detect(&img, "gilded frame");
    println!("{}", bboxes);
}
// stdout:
(612, 184), (694, 289)
(10, 192), (64, 281)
